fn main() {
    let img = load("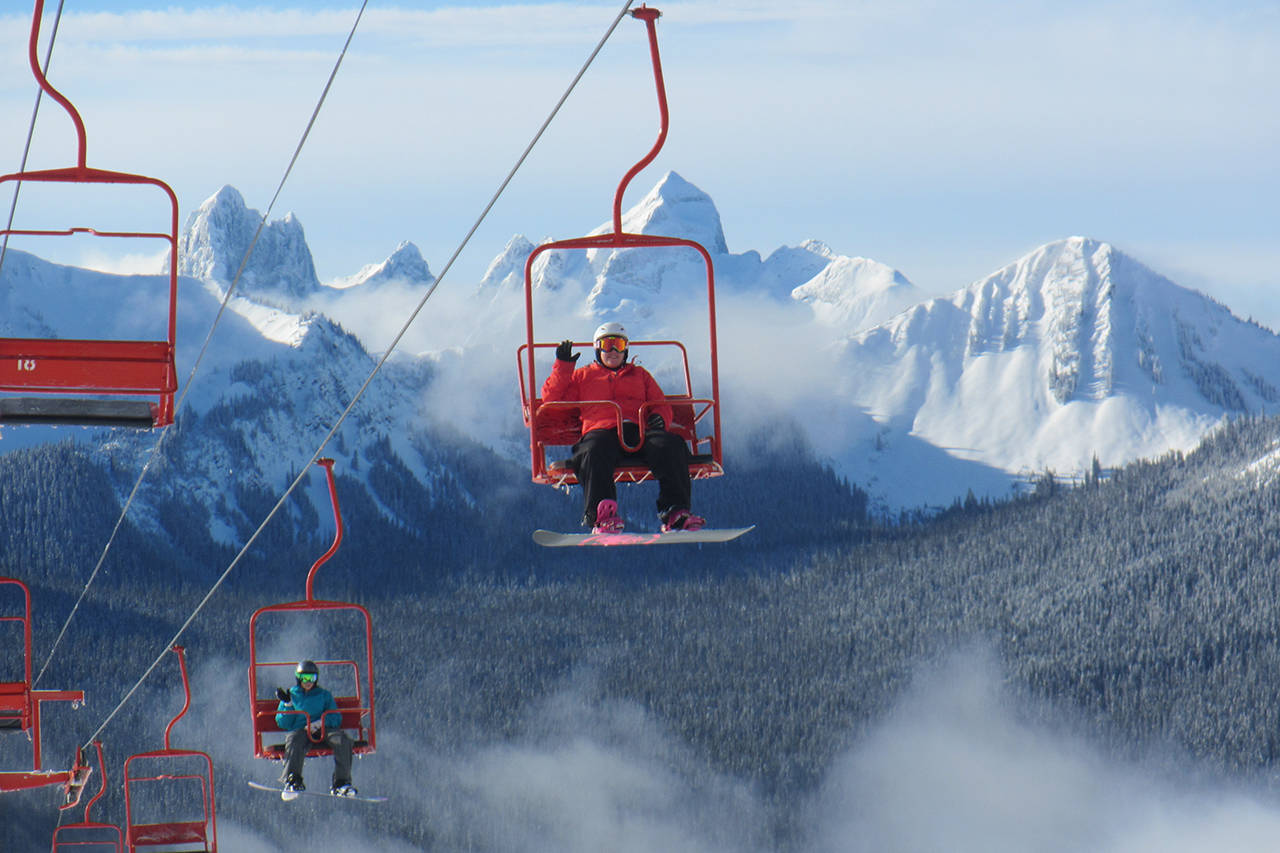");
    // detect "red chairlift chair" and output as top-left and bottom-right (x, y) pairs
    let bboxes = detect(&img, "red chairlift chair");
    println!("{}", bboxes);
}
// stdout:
(517, 6), (725, 488)
(52, 741), (123, 853)
(0, 576), (88, 798)
(0, 0), (178, 429)
(122, 646), (217, 853)
(248, 459), (375, 762)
